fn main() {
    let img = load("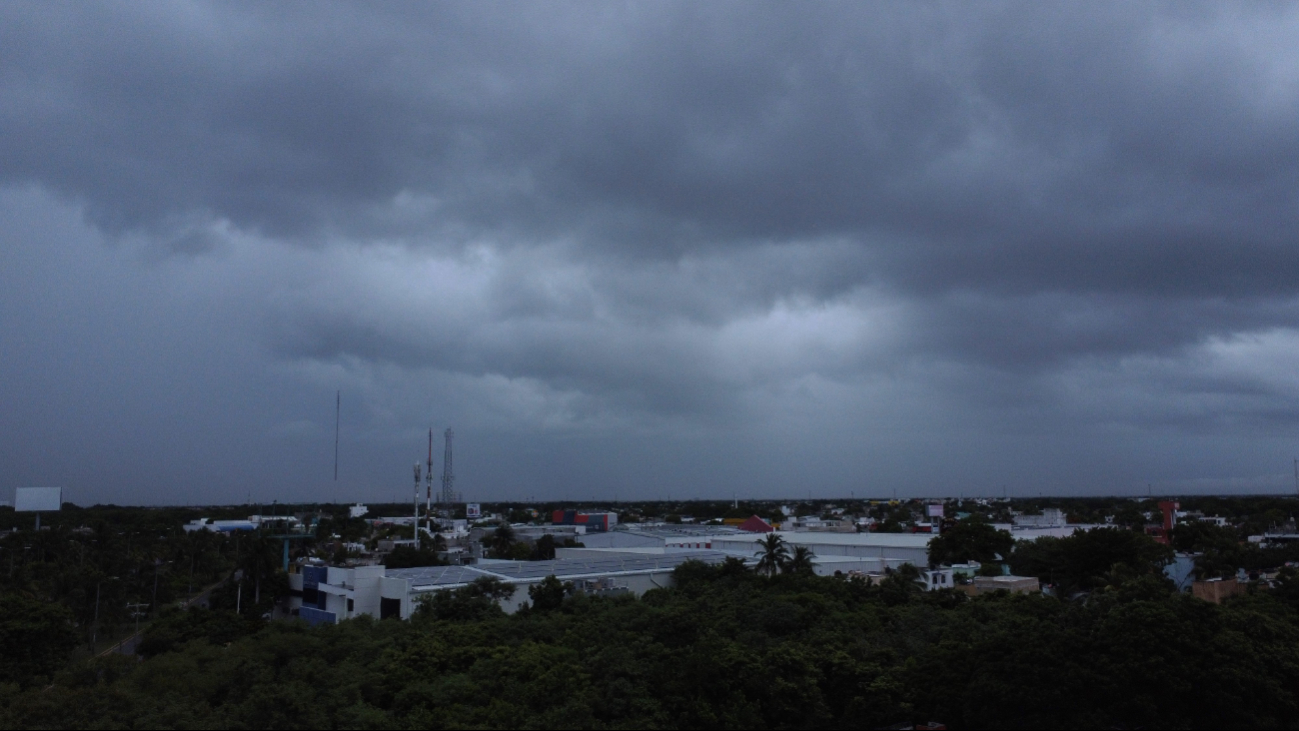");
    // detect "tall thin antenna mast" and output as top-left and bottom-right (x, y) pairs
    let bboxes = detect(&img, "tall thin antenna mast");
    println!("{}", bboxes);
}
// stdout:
(1293, 457), (1297, 497)
(413, 463), (421, 549)
(333, 391), (340, 481)
(426, 429), (434, 517)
